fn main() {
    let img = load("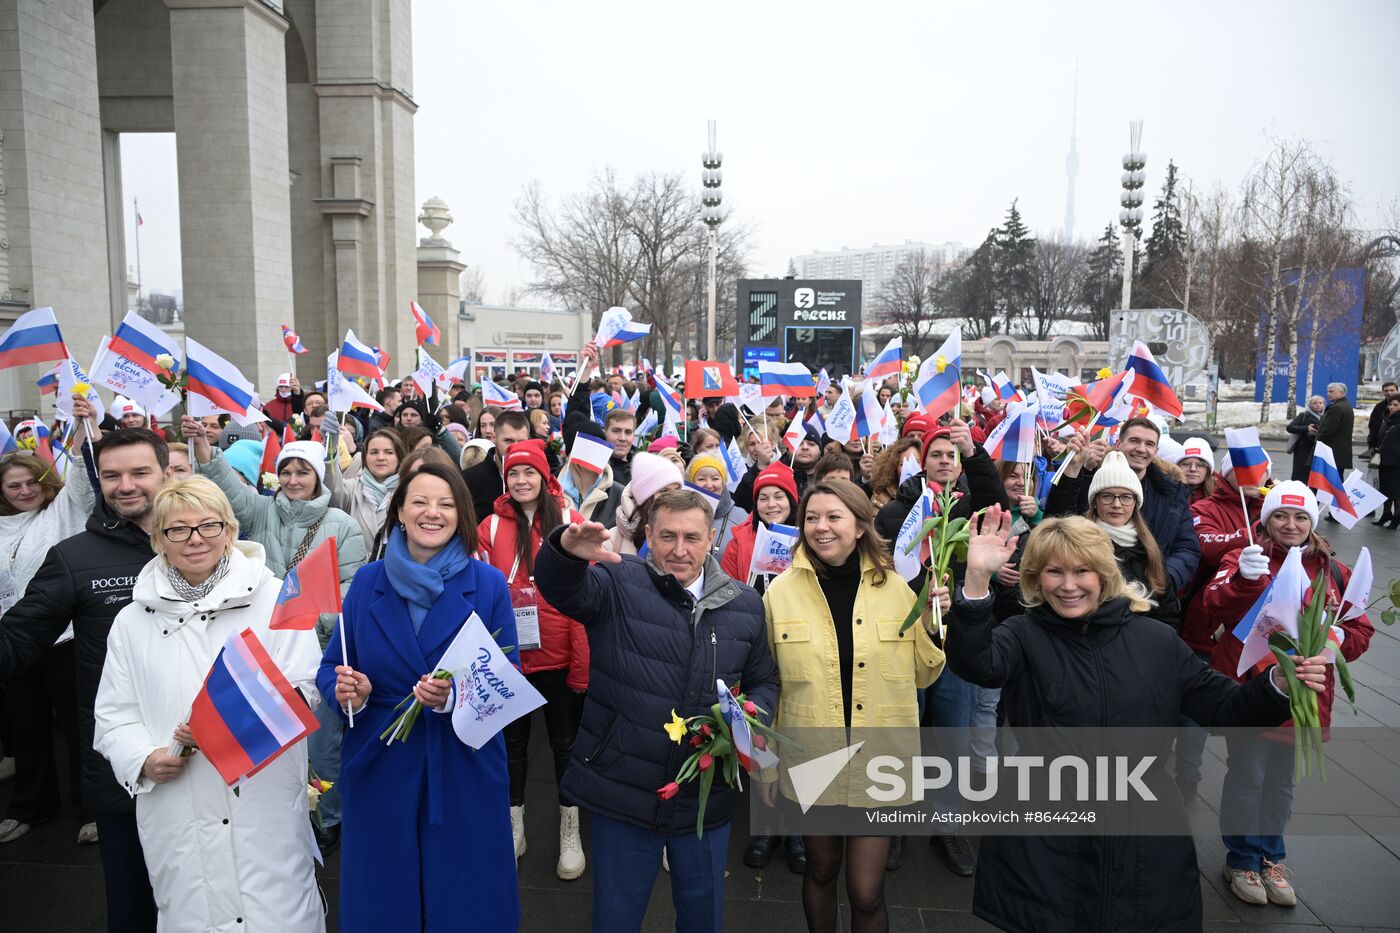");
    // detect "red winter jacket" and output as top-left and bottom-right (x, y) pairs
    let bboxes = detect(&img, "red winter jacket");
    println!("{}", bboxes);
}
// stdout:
(1201, 540), (1373, 730)
(1181, 476), (1264, 654)
(721, 521), (759, 584)
(477, 496), (589, 690)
